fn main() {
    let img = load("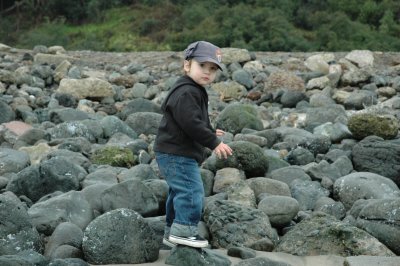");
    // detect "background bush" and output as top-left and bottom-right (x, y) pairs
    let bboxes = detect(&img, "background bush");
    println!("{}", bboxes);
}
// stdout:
(1, 0), (400, 51)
